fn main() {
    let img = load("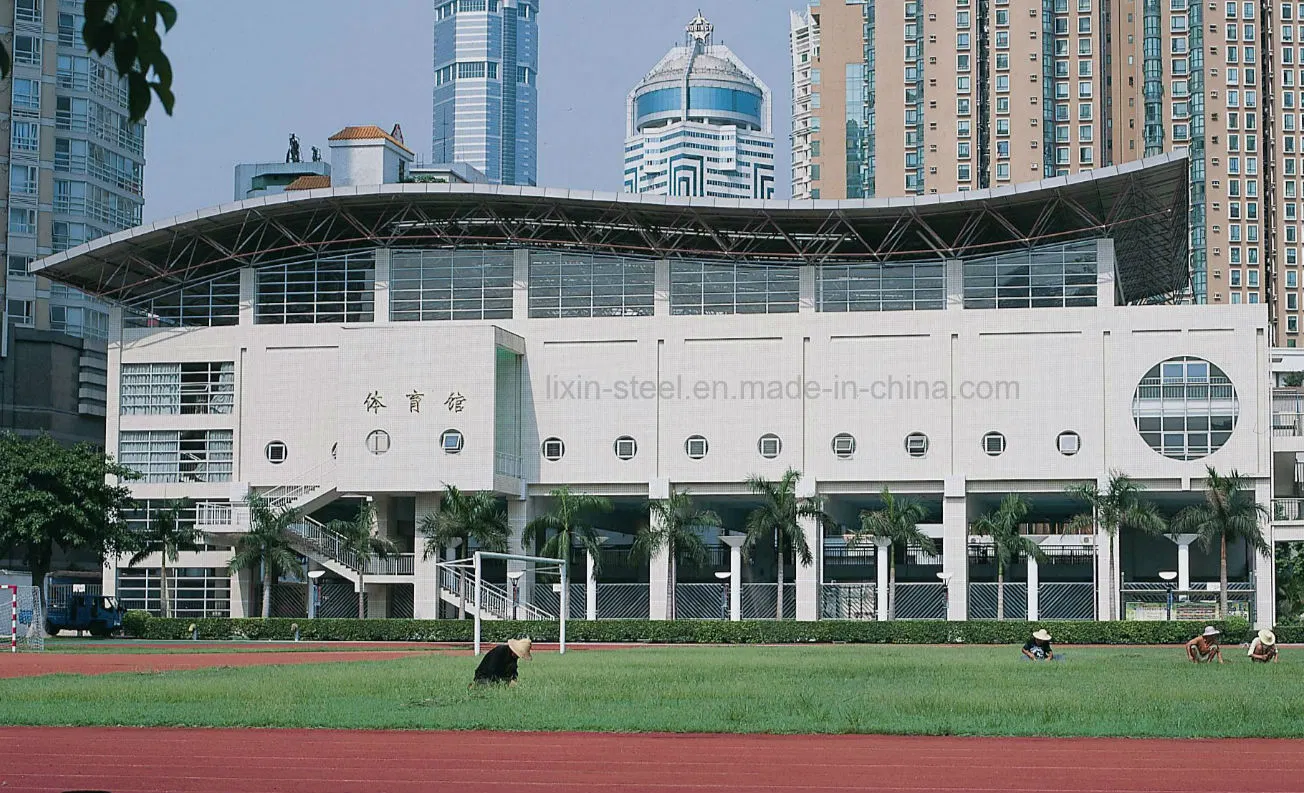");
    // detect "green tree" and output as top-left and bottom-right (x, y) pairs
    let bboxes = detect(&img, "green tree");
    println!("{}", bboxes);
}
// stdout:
(972, 494), (1045, 620)
(419, 485), (510, 619)
(744, 469), (833, 620)
(1066, 471), (1166, 619)
(1171, 467), (1270, 618)
(328, 501), (397, 619)
(125, 499), (200, 618)
(1277, 542), (1304, 623)
(631, 490), (721, 620)
(524, 487), (612, 617)
(0, 0), (177, 122)
(850, 488), (933, 620)
(0, 433), (138, 607)
(228, 493), (301, 619)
